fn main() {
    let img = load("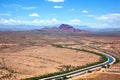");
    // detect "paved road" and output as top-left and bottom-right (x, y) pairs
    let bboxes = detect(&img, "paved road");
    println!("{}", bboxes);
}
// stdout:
(41, 47), (116, 80)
